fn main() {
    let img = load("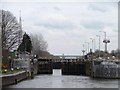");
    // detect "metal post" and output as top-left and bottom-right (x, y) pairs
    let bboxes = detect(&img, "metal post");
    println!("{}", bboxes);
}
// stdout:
(99, 36), (100, 51)
(85, 42), (89, 53)
(82, 44), (85, 60)
(88, 42), (89, 53)
(96, 35), (101, 51)
(100, 31), (110, 59)
(84, 43), (87, 54)
(82, 44), (85, 56)
(96, 35), (101, 57)
(104, 32), (107, 52)
(90, 38), (94, 52)
(92, 40), (93, 52)
(99, 31), (107, 52)
(94, 39), (96, 52)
